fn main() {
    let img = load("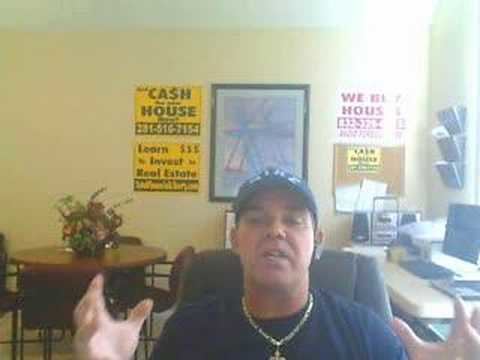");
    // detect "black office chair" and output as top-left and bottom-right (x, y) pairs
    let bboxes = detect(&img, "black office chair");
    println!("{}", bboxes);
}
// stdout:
(108, 238), (195, 359)
(0, 233), (22, 360)
(18, 266), (95, 360)
(179, 249), (392, 322)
